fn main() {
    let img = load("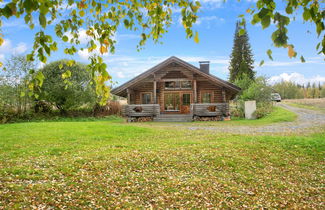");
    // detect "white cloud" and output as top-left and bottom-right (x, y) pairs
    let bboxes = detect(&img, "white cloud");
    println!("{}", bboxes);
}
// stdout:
(199, 0), (224, 9)
(13, 42), (27, 54)
(64, 28), (91, 45)
(116, 71), (126, 78)
(118, 34), (139, 40)
(268, 72), (325, 85)
(195, 15), (225, 26)
(0, 39), (28, 60)
(0, 54), (5, 61)
(257, 56), (324, 68)
(37, 62), (46, 69)
(178, 15), (225, 28)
